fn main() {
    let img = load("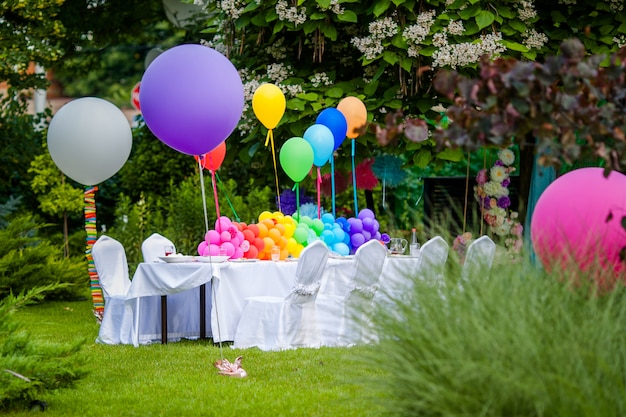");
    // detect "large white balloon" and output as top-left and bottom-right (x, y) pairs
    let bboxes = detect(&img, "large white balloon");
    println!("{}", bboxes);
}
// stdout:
(47, 97), (132, 186)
